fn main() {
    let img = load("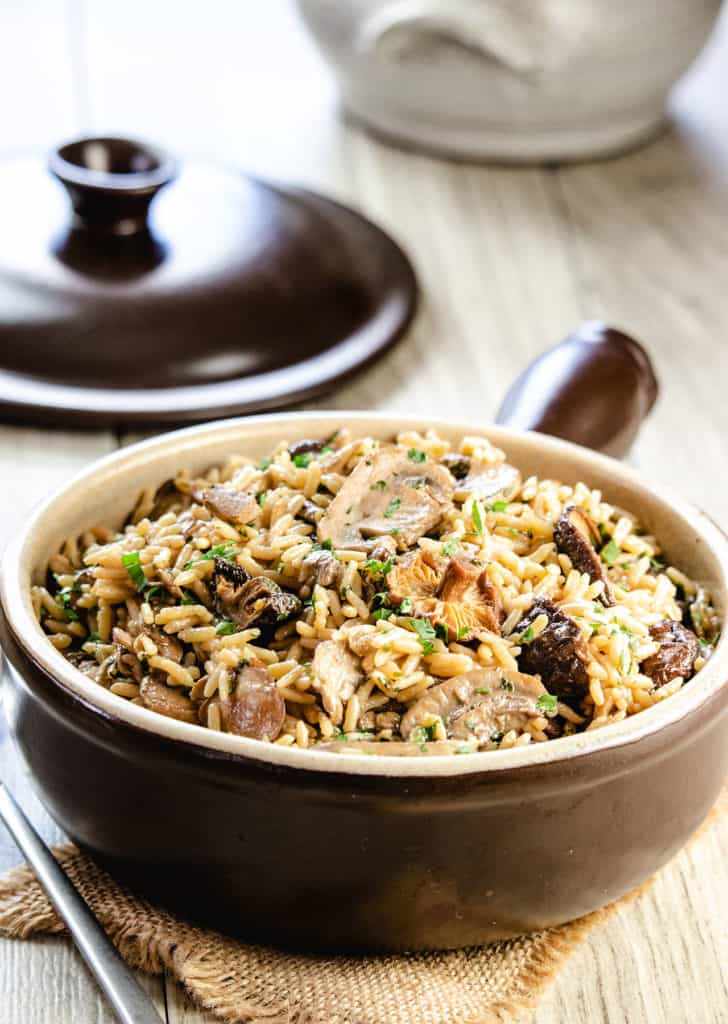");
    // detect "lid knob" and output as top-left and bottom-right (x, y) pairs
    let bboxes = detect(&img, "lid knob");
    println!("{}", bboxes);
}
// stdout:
(48, 137), (177, 236)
